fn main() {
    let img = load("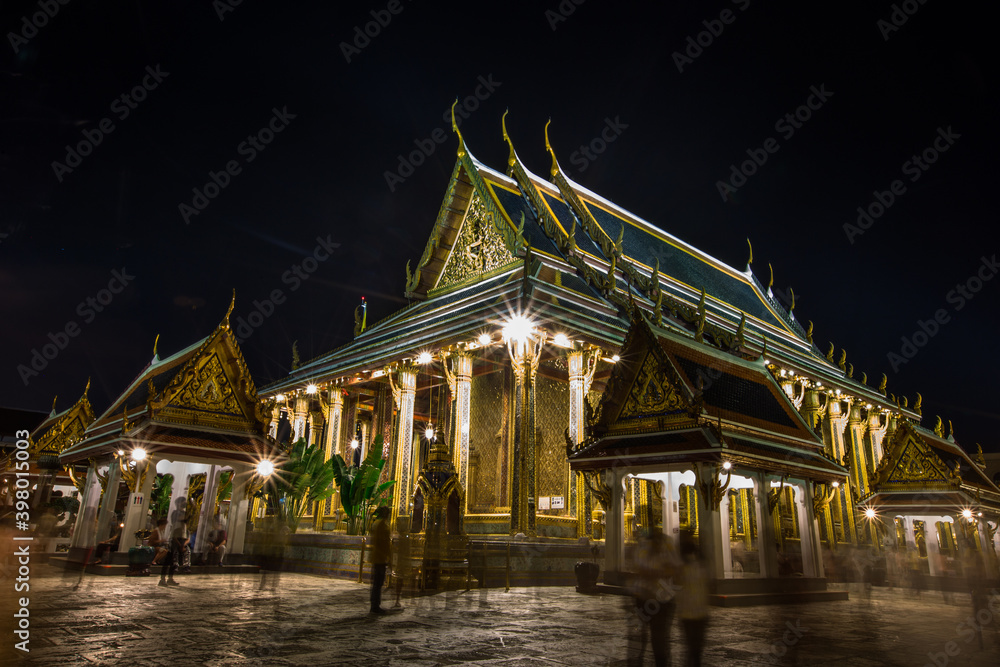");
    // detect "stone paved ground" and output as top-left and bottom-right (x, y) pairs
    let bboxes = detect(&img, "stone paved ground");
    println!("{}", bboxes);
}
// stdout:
(5, 565), (1000, 665)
